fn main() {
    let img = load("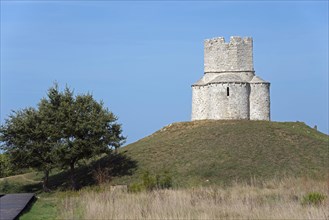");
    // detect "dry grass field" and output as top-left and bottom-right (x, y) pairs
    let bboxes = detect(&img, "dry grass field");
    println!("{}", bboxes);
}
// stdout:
(59, 177), (328, 219)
